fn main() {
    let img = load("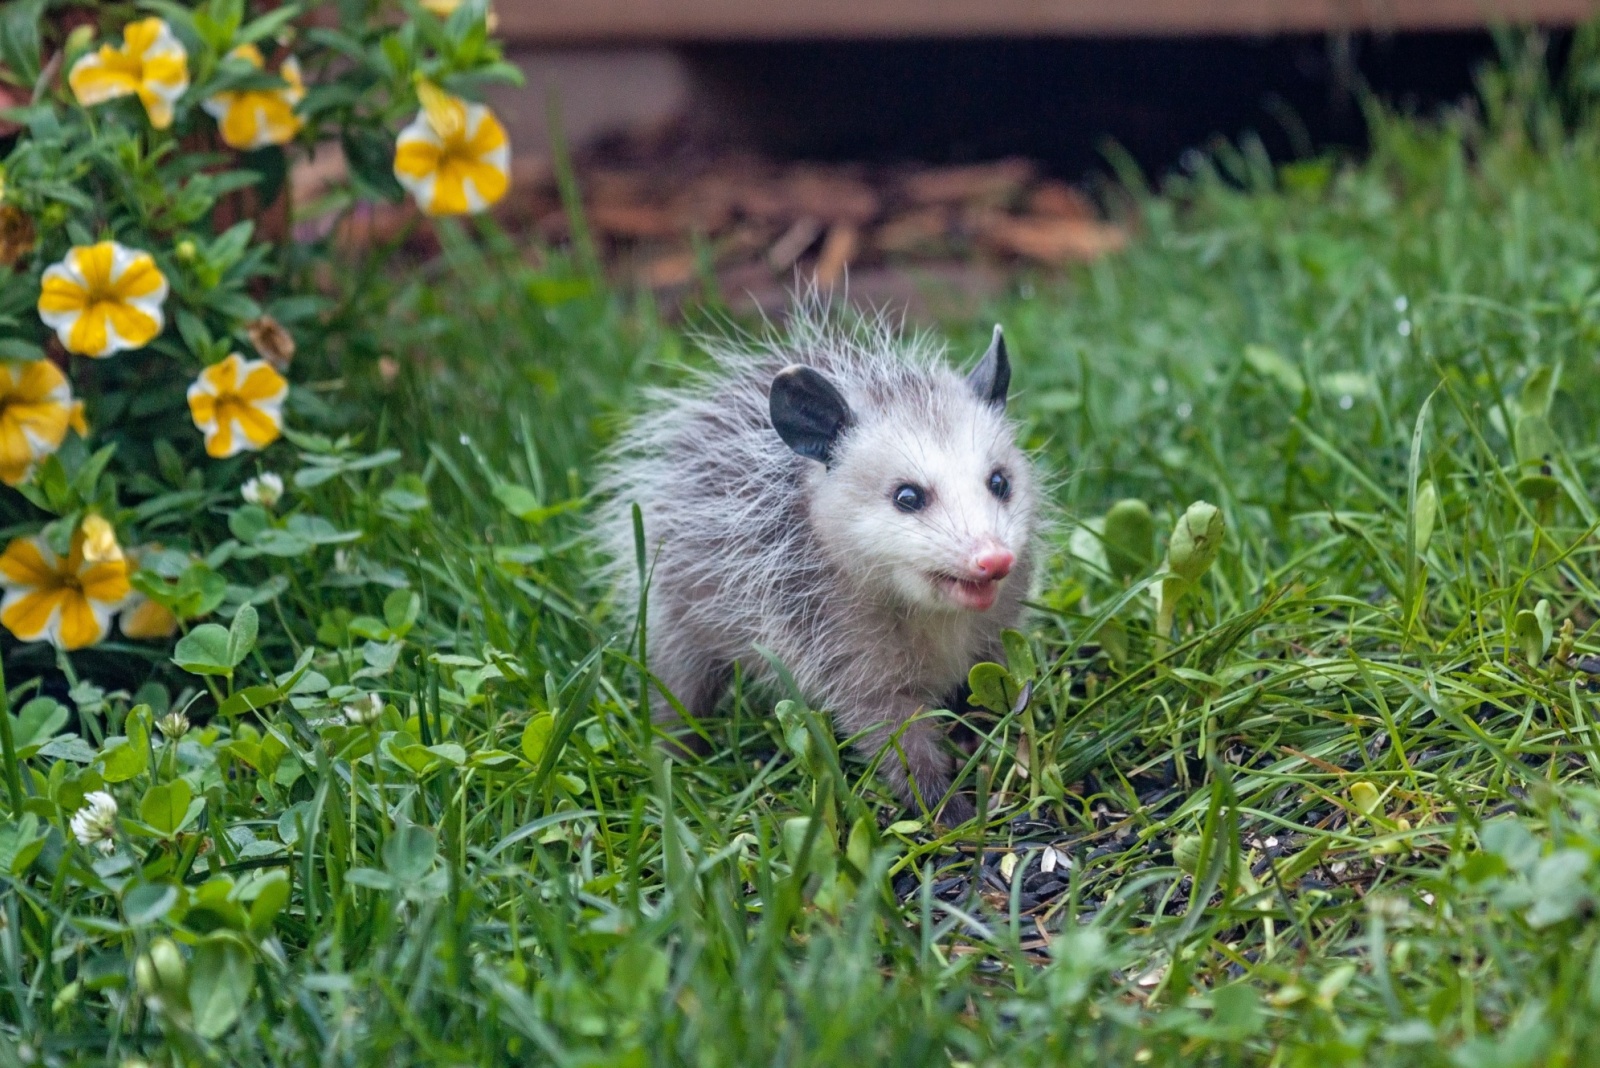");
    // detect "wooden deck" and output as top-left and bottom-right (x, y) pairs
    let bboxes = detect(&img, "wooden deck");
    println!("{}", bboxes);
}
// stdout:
(497, 0), (1599, 43)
